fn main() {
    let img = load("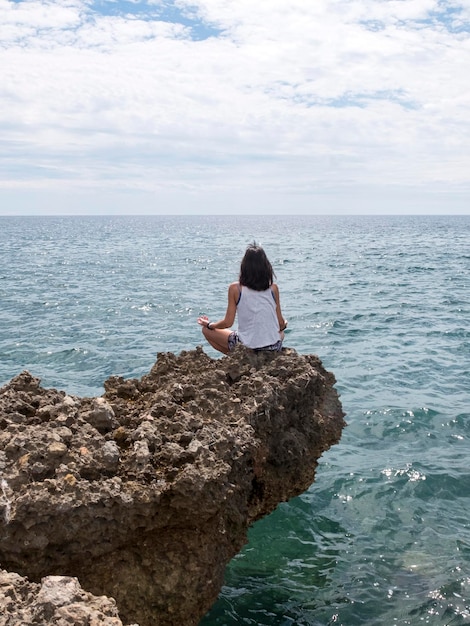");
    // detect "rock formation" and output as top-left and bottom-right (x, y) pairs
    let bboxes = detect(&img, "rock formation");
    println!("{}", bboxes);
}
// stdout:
(0, 346), (345, 626)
